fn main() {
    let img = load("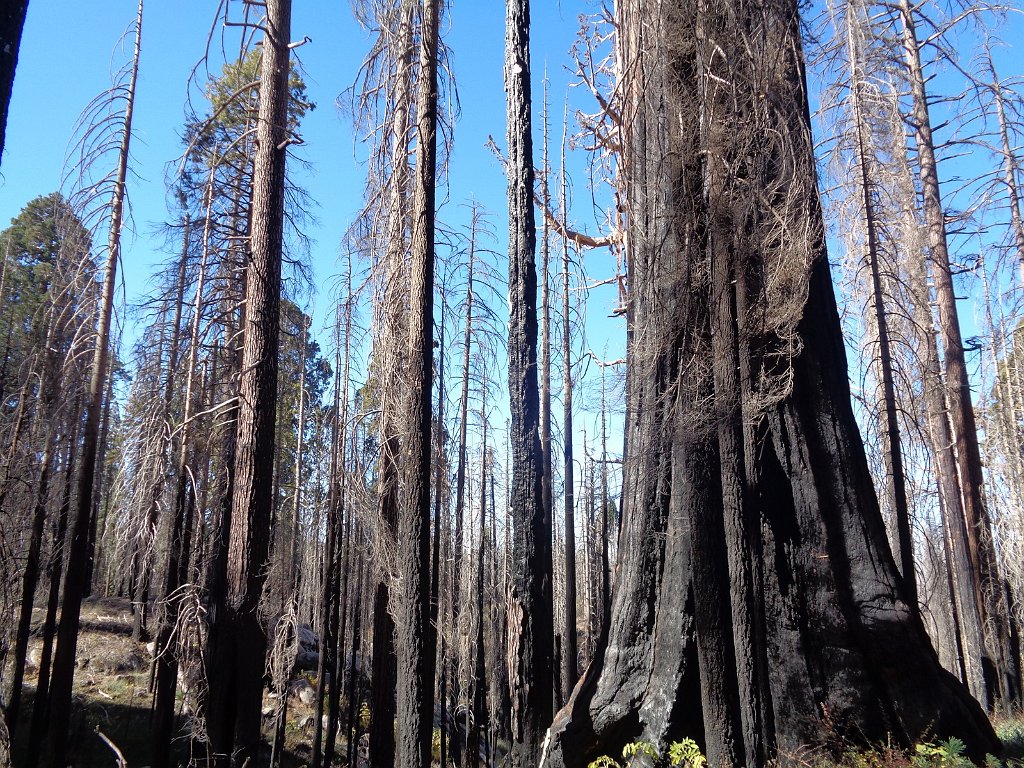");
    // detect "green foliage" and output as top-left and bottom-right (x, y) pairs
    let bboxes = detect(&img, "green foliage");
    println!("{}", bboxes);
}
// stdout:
(996, 717), (1024, 765)
(587, 738), (706, 768)
(911, 737), (970, 768)
(0, 192), (92, 403)
(667, 738), (706, 768)
(622, 741), (660, 763)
